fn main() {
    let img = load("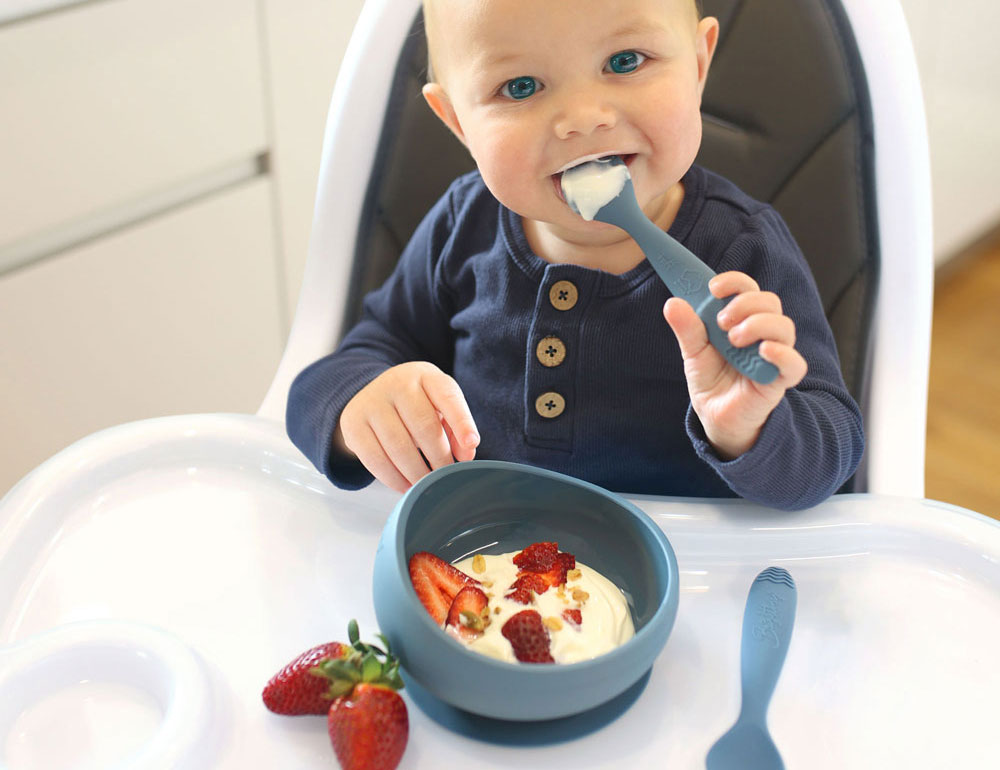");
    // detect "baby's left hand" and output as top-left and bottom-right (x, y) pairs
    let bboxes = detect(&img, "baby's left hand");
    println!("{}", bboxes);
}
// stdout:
(663, 271), (807, 459)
